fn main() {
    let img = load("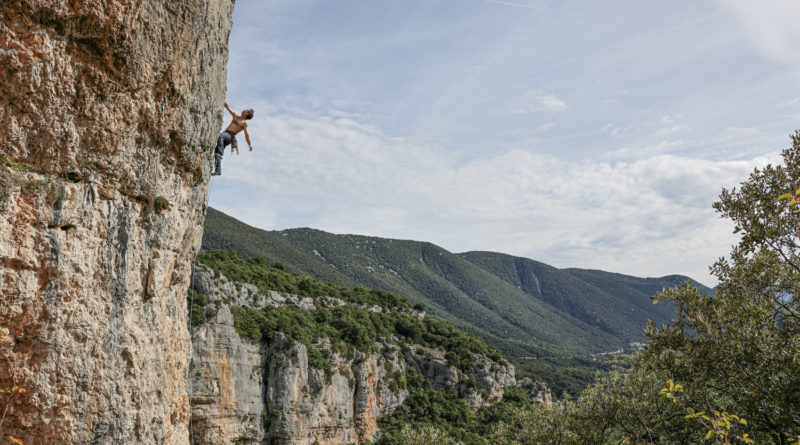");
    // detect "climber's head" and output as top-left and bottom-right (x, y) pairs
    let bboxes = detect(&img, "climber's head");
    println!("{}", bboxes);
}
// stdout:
(243, 109), (254, 120)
